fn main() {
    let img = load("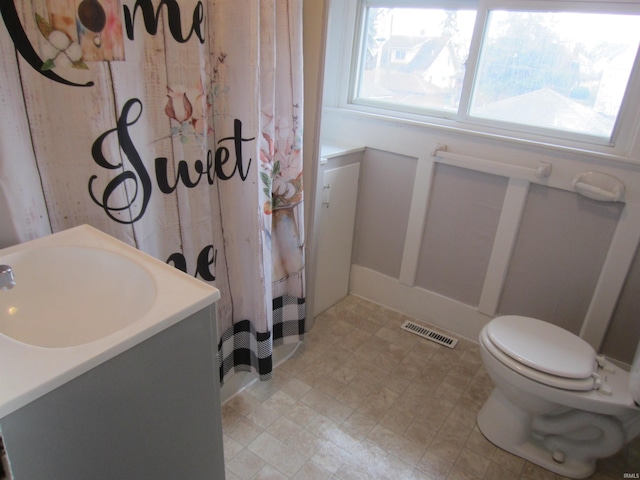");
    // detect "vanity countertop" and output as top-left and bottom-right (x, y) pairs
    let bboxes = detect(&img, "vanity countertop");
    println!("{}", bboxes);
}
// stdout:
(0, 225), (220, 418)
